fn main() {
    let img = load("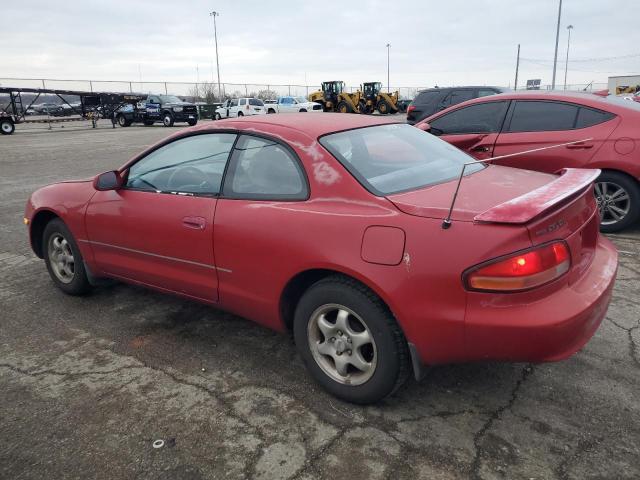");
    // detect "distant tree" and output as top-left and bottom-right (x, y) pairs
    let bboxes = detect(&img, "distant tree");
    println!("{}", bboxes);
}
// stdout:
(255, 89), (278, 101)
